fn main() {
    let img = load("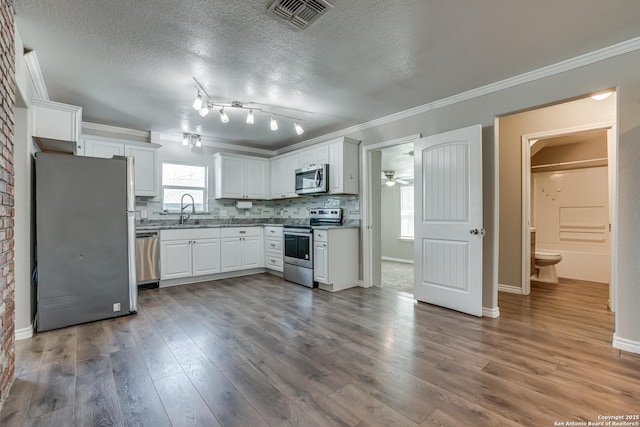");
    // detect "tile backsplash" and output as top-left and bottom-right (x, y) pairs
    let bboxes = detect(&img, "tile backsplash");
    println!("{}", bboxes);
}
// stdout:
(136, 195), (360, 222)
